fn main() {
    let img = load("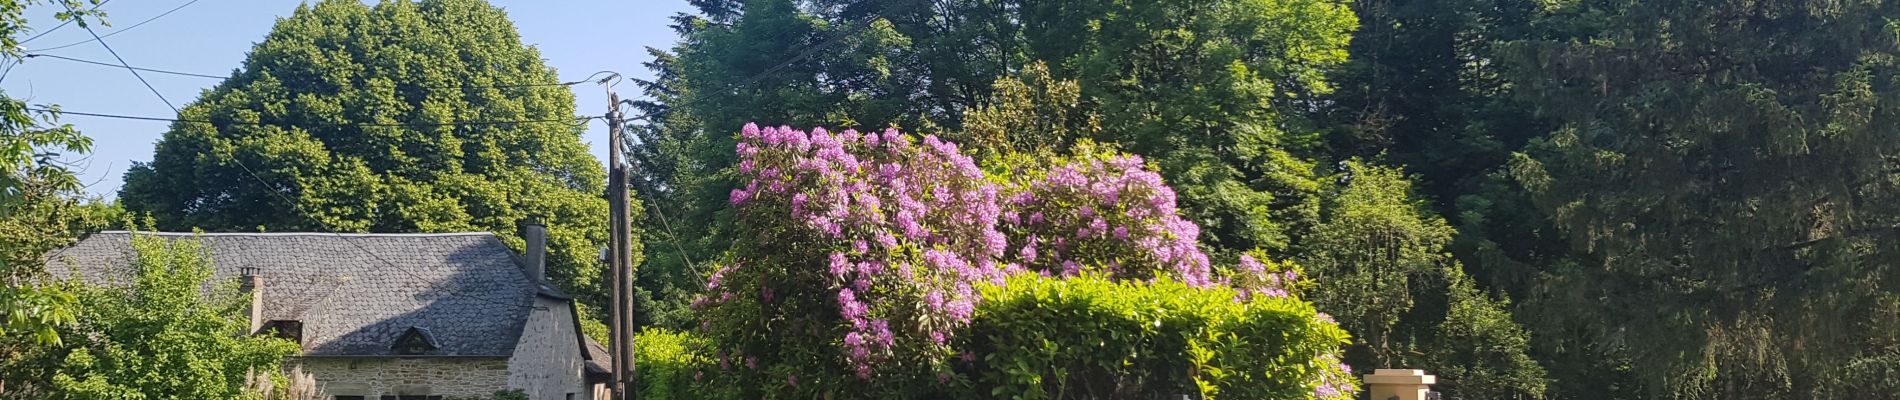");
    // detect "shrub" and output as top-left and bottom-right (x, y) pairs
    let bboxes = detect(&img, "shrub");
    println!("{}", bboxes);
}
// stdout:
(698, 124), (1011, 397)
(963, 275), (1355, 400)
(997, 145), (1215, 286)
(698, 125), (1353, 398)
(633, 329), (714, 400)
